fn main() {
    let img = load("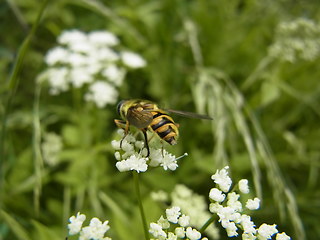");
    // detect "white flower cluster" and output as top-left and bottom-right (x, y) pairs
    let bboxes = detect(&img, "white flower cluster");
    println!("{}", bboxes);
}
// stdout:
(41, 132), (63, 166)
(209, 166), (291, 240)
(42, 29), (146, 107)
(68, 212), (111, 240)
(268, 18), (320, 62)
(149, 206), (208, 240)
(170, 185), (219, 239)
(111, 129), (187, 172)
